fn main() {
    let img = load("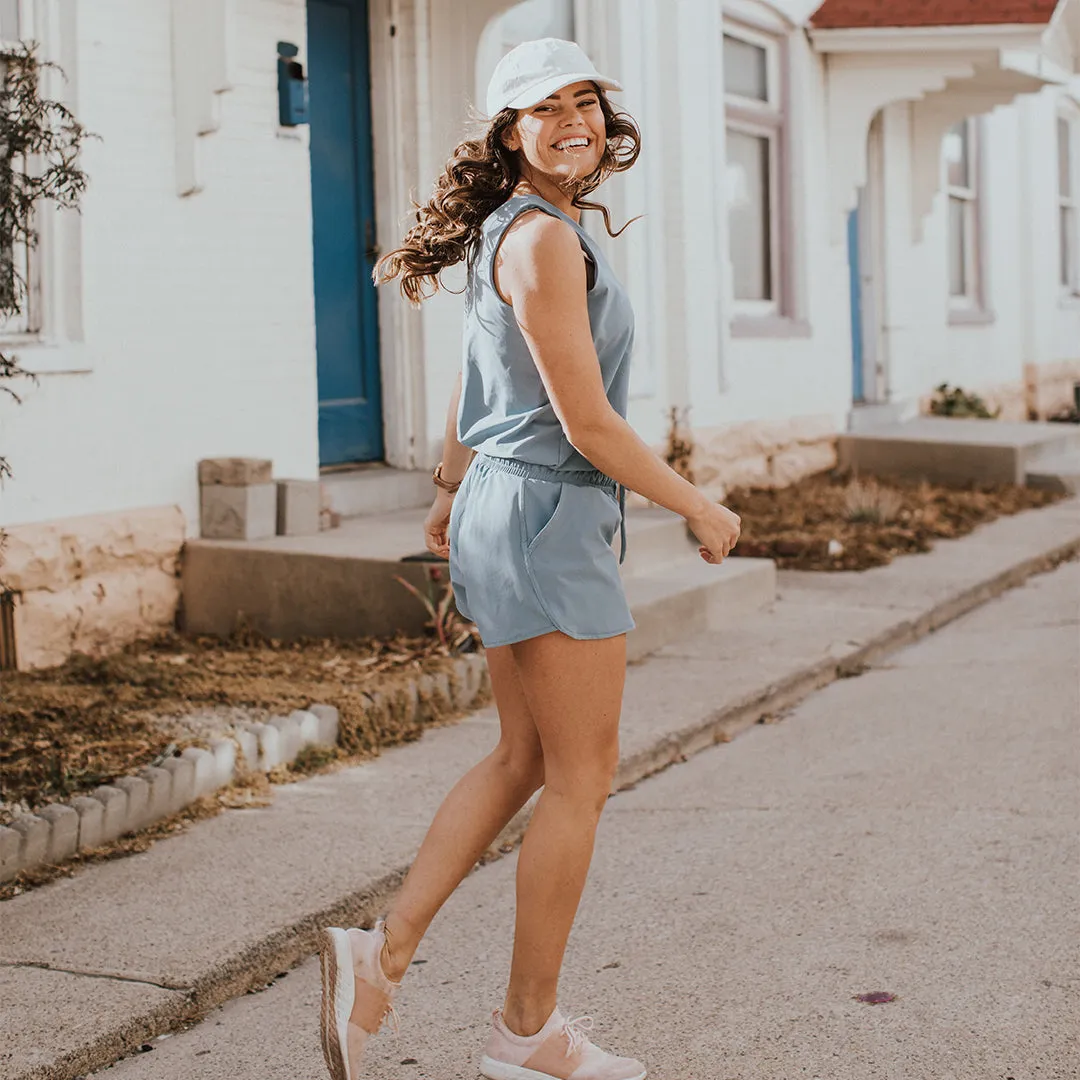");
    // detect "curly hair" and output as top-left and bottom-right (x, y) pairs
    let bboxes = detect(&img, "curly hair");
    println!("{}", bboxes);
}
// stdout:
(374, 88), (641, 305)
